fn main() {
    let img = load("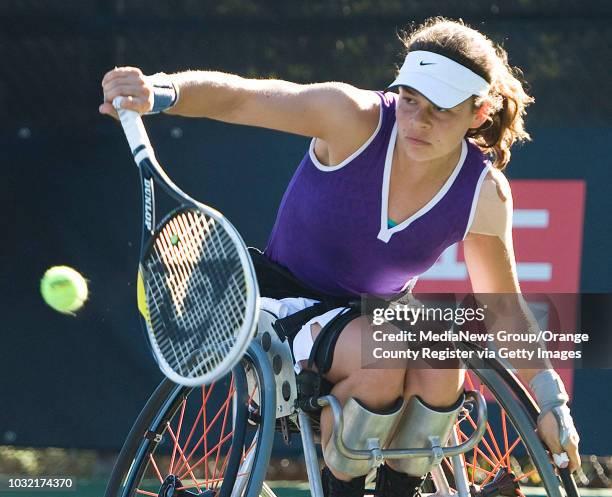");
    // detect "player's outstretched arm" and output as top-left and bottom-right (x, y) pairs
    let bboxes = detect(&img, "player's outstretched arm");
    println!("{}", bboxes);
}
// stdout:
(463, 172), (581, 473)
(100, 66), (379, 144)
